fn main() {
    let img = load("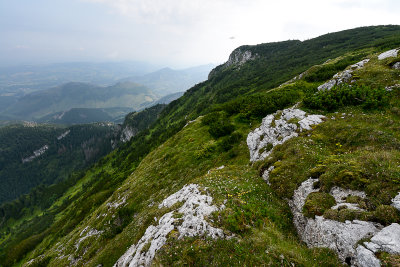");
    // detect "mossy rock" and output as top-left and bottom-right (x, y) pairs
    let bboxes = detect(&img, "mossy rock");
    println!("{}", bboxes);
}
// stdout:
(303, 192), (336, 218)
(373, 205), (400, 225)
(346, 195), (370, 210)
(323, 208), (371, 222)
